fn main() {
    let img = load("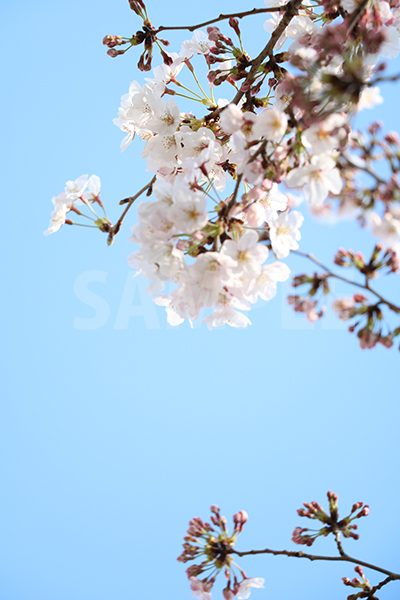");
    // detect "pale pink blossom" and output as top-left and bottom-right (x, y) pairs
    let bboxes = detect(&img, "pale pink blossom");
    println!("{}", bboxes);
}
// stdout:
(190, 577), (212, 600)
(286, 155), (343, 206)
(253, 108), (288, 142)
(221, 230), (269, 277)
(236, 577), (265, 600)
(269, 210), (304, 258)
